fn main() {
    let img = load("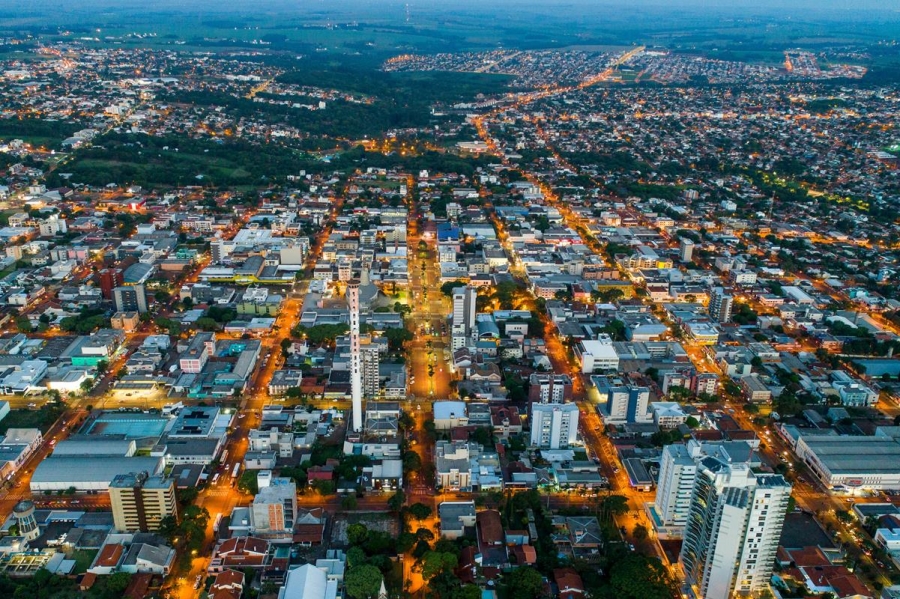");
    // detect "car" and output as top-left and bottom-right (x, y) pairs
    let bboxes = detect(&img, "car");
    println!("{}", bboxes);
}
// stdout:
(194, 575), (203, 590)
